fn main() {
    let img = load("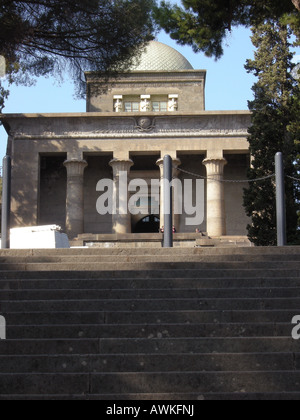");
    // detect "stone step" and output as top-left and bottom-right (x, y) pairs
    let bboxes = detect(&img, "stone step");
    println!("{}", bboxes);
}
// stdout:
(1, 269), (300, 279)
(0, 246), (299, 399)
(1, 278), (300, 290)
(6, 311), (107, 325)
(99, 337), (298, 355)
(4, 323), (293, 340)
(1, 254), (300, 263)
(2, 392), (300, 400)
(1, 287), (300, 300)
(91, 392), (300, 401)
(1, 371), (300, 395)
(0, 339), (100, 355)
(0, 373), (89, 395)
(103, 310), (298, 325)
(87, 371), (300, 394)
(1, 270), (300, 288)
(1, 297), (299, 312)
(0, 247), (299, 256)
(0, 352), (297, 374)
(1, 262), (300, 273)
(4, 309), (297, 326)
(0, 337), (297, 356)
